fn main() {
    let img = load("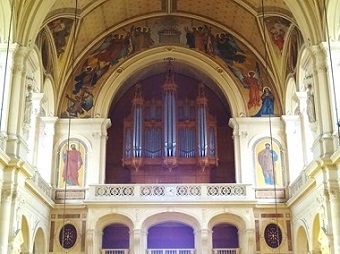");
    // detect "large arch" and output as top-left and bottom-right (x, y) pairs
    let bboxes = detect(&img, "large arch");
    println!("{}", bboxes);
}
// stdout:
(95, 46), (247, 119)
